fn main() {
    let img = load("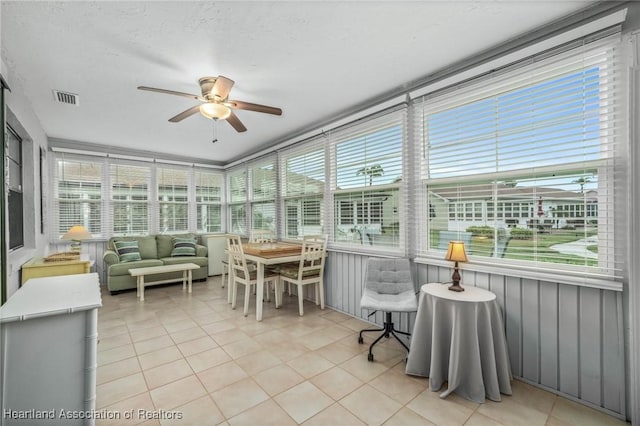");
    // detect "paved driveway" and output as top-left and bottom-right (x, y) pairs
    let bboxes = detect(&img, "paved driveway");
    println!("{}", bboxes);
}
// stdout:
(550, 236), (598, 259)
